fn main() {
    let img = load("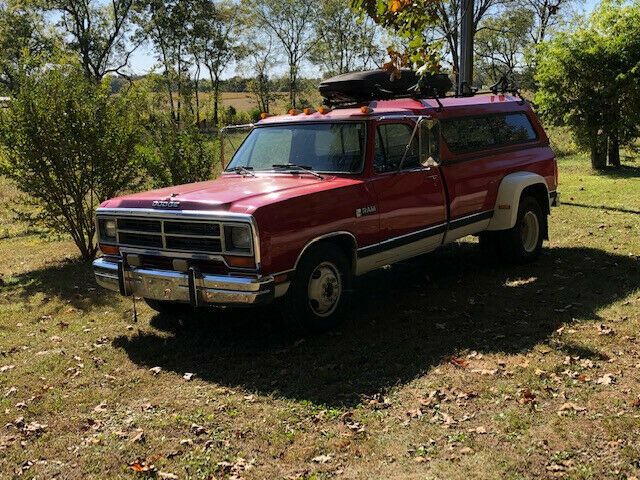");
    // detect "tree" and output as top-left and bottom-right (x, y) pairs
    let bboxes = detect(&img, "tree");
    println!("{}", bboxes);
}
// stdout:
(192, 0), (244, 126)
(310, 0), (384, 76)
(535, 1), (640, 169)
(135, 0), (197, 123)
(244, 35), (277, 113)
(474, 7), (533, 85)
(0, 64), (145, 259)
(0, 0), (55, 94)
(48, 0), (138, 82)
(351, 0), (442, 75)
(249, 0), (319, 109)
